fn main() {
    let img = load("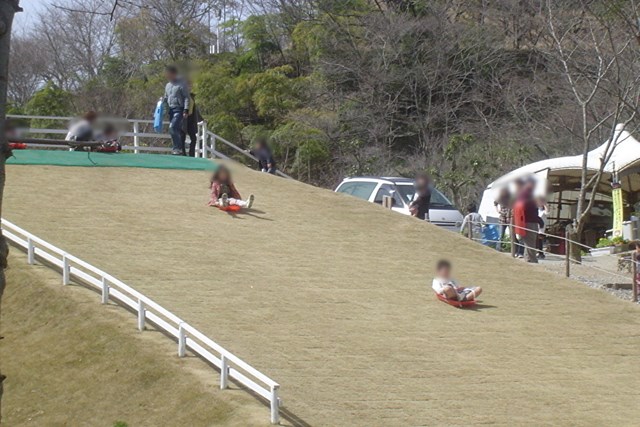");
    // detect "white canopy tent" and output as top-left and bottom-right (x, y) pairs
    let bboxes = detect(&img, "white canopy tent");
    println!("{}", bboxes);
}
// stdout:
(479, 124), (640, 221)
